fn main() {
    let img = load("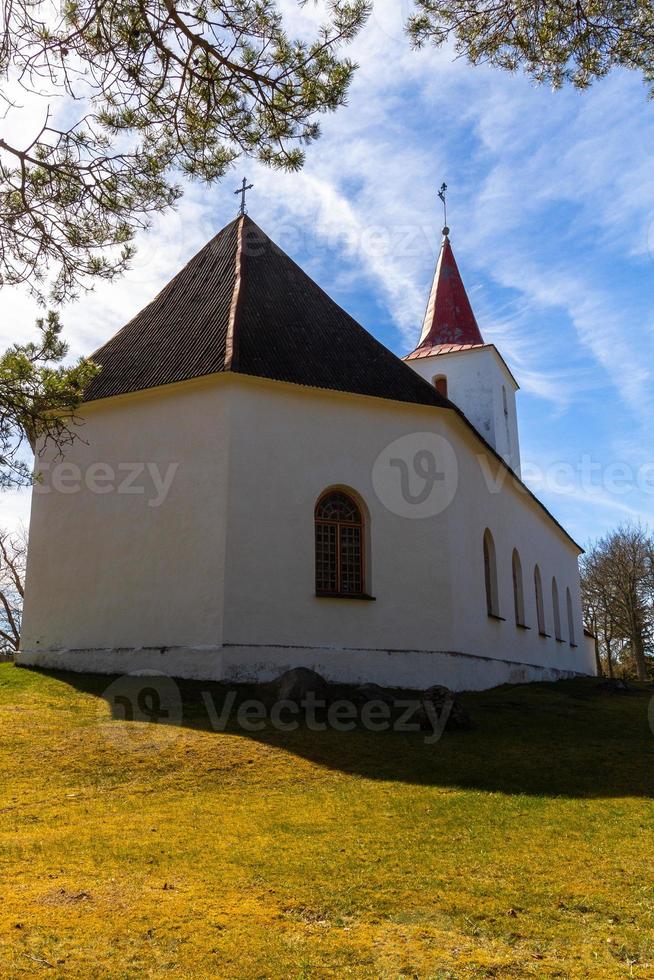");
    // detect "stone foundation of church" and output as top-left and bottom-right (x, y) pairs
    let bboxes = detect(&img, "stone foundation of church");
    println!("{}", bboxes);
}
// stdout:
(16, 643), (592, 691)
